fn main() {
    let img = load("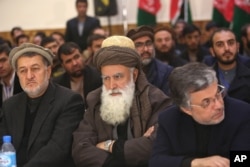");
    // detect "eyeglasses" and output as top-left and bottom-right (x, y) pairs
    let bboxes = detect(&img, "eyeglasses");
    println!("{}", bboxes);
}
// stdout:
(190, 85), (225, 109)
(134, 41), (153, 50)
